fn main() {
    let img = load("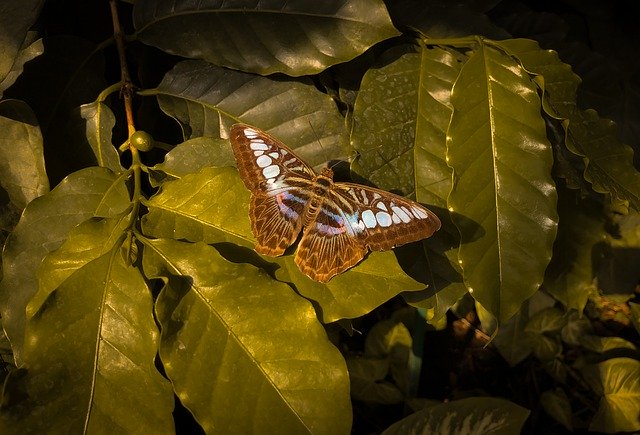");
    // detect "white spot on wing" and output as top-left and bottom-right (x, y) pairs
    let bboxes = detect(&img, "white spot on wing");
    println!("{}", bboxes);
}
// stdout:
(392, 206), (411, 223)
(412, 206), (428, 219)
(268, 152), (279, 159)
(244, 128), (258, 138)
(376, 211), (392, 227)
(392, 213), (401, 224)
(362, 210), (377, 228)
(250, 142), (269, 151)
(376, 202), (388, 211)
(256, 155), (272, 168)
(262, 165), (280, 178)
